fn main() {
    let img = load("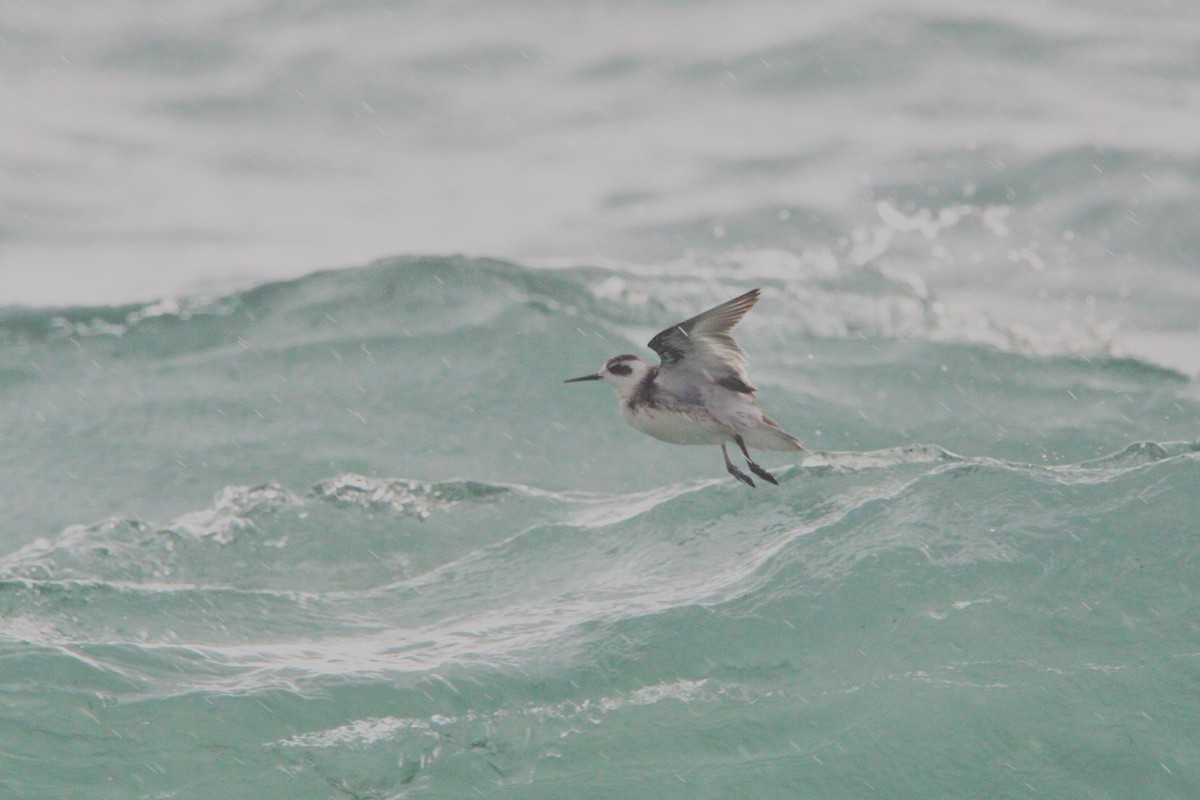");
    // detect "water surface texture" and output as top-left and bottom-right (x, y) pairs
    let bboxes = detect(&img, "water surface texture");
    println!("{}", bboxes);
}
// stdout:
(3, 1), (1200, 798)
